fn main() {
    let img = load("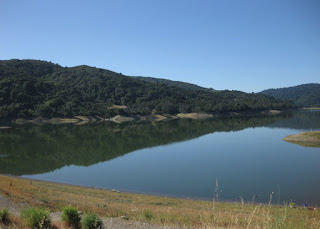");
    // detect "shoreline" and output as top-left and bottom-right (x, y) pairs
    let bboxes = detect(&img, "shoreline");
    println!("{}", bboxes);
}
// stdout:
(0, 109), (287, 125)
(14, 175), (320, 207)
(17, 176), (261, 205)
(1, 175), (319, 228)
